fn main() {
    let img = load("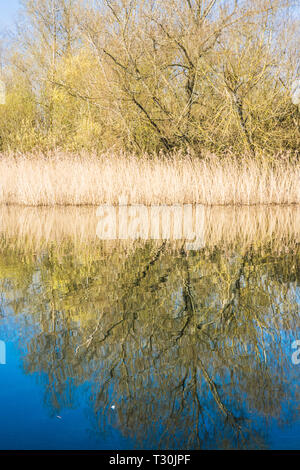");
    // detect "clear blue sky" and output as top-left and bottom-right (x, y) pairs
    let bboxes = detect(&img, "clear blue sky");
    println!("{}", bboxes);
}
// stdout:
(0, 0), (299, 30)
(0, 0), (20, 30)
